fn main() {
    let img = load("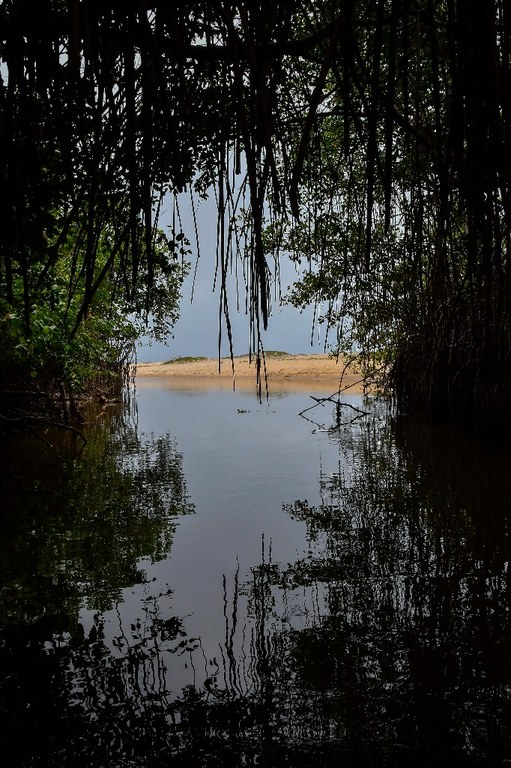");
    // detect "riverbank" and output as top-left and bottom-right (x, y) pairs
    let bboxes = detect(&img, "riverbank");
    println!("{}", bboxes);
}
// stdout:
(135, 353), (369, 393)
